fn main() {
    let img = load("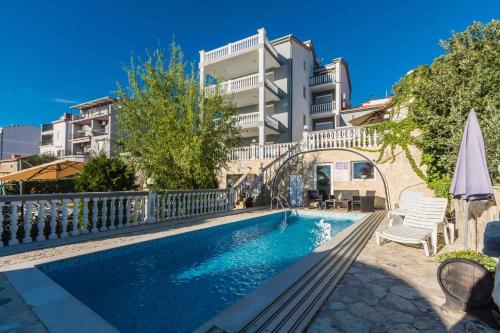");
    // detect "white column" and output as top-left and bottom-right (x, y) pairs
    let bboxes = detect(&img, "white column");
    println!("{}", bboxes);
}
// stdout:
(9, 202), (19, 245)
(101, 197), (108, 229)
(36, 201), (46, 241)
(71, 199), (79, 236)
(117, 197), (124, 228)
(258, 28), (266, 146)
(109, 197), (116, 230)
(199, 50), (205, 89)
(49, 199), (58, 239)
(91, 197), (99, 233)
(125, 197), (131, 227)
(23, 201), (33, 243)
(82, 198), (89, 234)
(60, 199), (69, 238)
